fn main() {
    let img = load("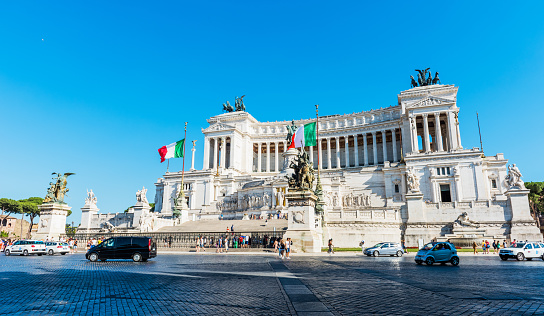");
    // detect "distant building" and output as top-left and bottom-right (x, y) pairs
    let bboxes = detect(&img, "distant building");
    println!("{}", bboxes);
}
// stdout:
(1, 215), (30, 238)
